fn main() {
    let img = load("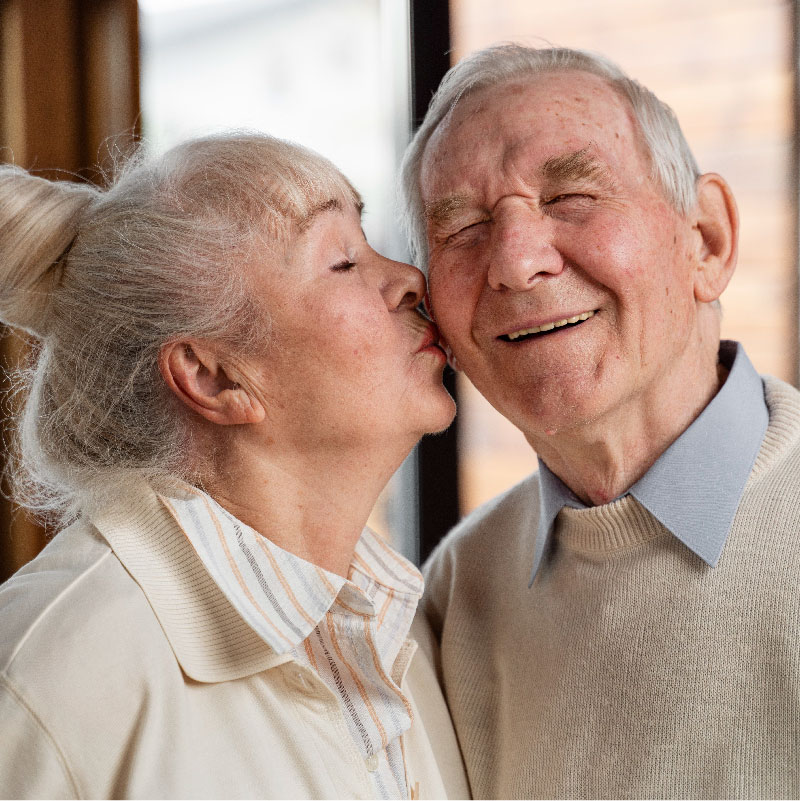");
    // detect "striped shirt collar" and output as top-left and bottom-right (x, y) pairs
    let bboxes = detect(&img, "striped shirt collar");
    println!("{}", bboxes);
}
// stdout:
(531, 341), (768, 582)
(160, 485), (423, 655)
